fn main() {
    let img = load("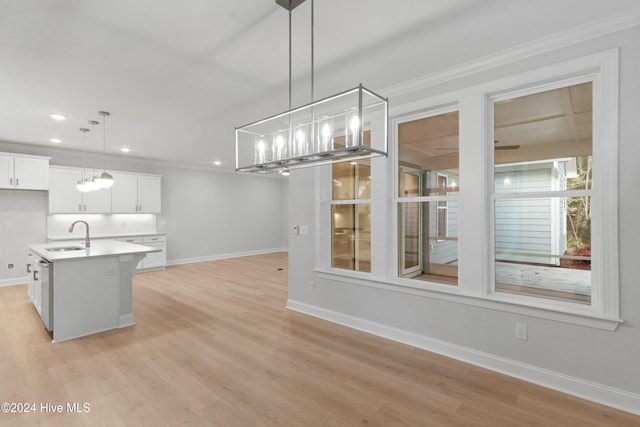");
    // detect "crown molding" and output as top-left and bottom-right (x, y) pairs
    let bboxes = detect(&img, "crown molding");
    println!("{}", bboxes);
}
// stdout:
(383, 6), (640, 98)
